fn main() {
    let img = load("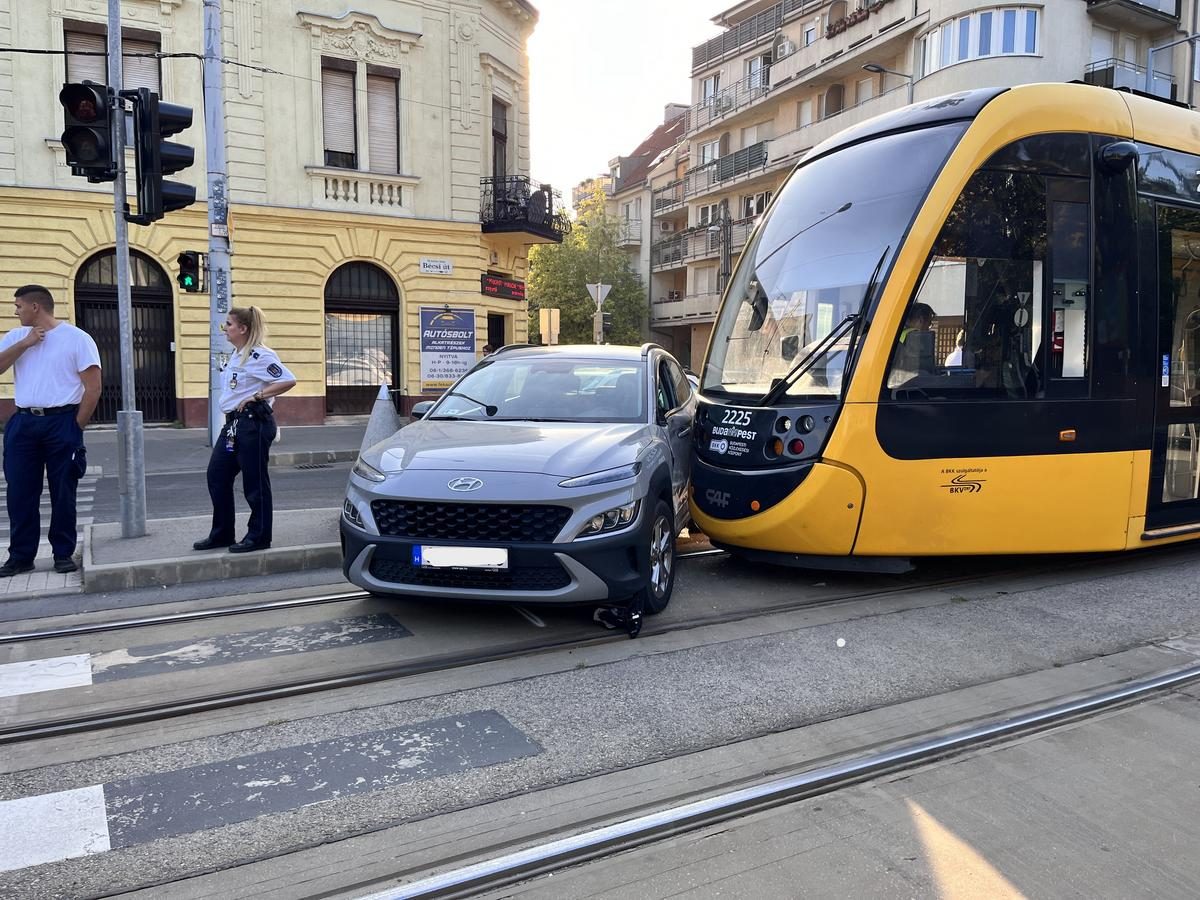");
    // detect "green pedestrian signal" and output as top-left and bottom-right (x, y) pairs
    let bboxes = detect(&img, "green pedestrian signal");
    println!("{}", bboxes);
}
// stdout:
(177, 251), (202, 292)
